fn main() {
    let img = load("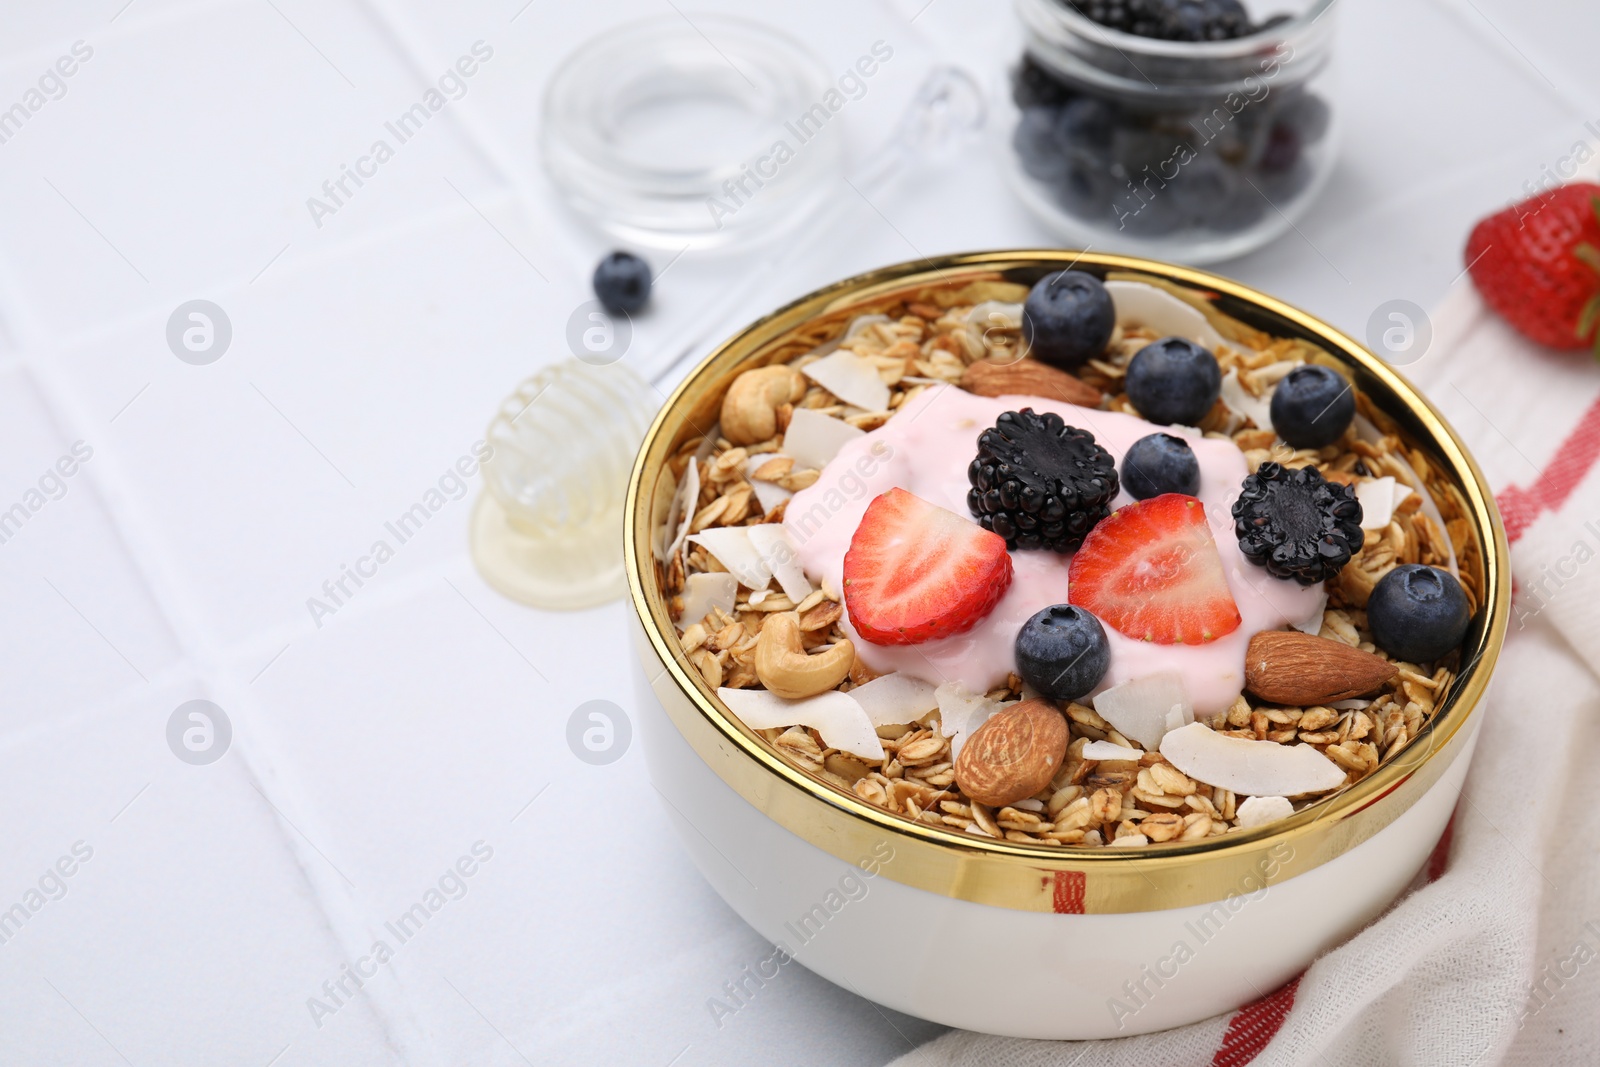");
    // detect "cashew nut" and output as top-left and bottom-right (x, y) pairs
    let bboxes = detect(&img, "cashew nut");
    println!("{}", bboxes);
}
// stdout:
(754, 611), (854, 699)
(721, 365), (806, 445)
